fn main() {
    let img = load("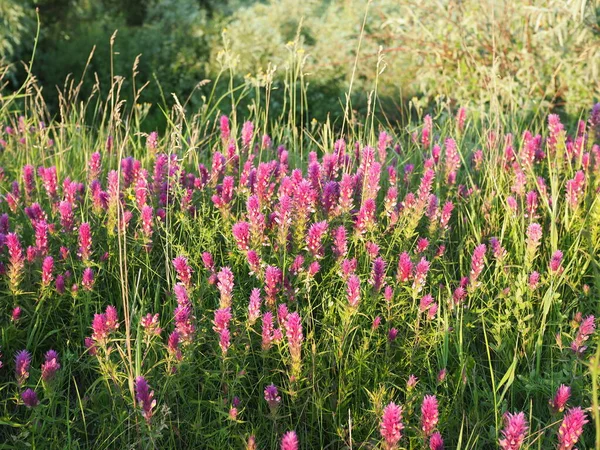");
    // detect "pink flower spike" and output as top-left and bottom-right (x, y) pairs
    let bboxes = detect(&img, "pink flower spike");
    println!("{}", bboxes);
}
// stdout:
(172, 256), (193, 288)
(421, 395), (439, 436)
(347, 275), (361, 309)
(41, 349), (60, 382)
(550, 384), (571, 414)
(15, 349), (31, 386)
(380, 402), (404, 449)
(135, 376), (156, 423)
(557, 407), (588, 450)
(429, 432), (444, 450)
(280, 431), (299, 450)
(499, 412), (528, 450)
